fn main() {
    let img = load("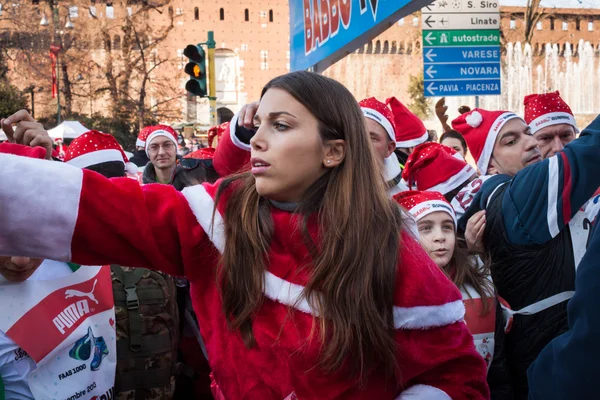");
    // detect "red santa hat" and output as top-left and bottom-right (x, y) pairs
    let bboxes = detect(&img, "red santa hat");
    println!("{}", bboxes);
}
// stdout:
(184, 147), (215, 159)
(524, 91), (578, 134)
(65, 130), (137, 174)
(386, 97), (428, 148)
(145, 124), (178, 154)
(136, 126), (154, 148)
(358, 97), (396, 143)
(402, 142), (476, 195)
(394, 190), (457, 229)
(452, 108), (523, 173)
